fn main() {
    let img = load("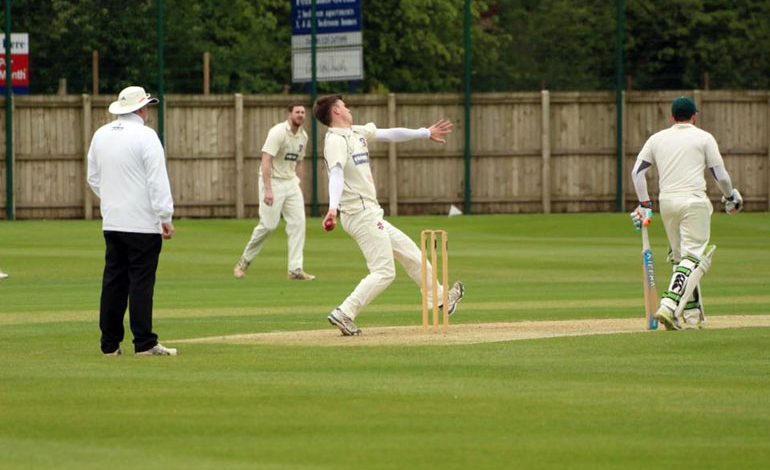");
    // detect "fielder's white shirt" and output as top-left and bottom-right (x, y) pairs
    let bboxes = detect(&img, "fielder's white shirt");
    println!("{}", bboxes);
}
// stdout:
(261, 120), (308, 180)
(87, 113), (174, 233)
(635, 123), (725, 197)
(324, 123), (379, 214)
